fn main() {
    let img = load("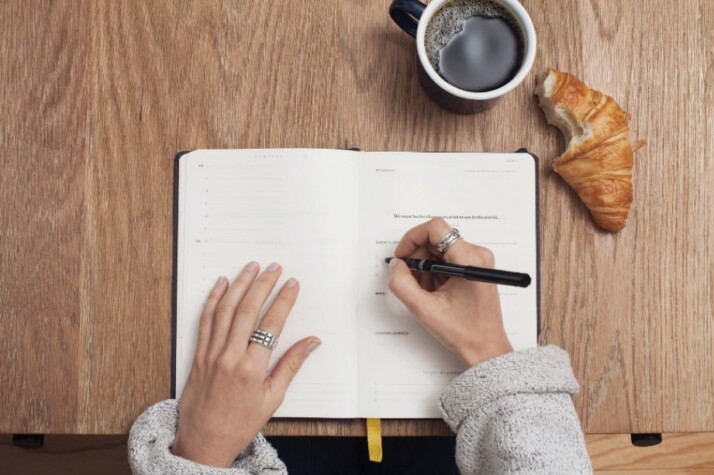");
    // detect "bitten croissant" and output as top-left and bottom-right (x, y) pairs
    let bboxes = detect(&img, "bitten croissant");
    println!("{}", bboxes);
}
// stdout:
(536, 68), (639, 232)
